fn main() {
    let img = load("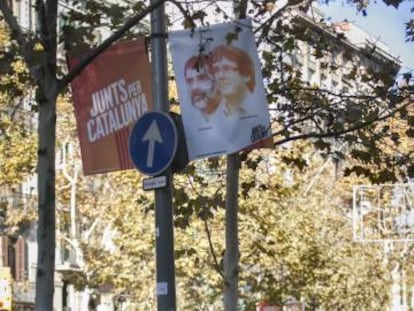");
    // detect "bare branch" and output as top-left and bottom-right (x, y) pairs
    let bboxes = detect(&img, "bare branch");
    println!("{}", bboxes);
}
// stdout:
(204, 219), (226, 281)
(59, 0), (166, 91)
(0, 1), (32, 65)
(35, 0), (48, 44)
(272, 97), (414, 147)
(168, 0), (196, 28)
(234, 0), (248, 19)
(254, 0), (313, 38)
